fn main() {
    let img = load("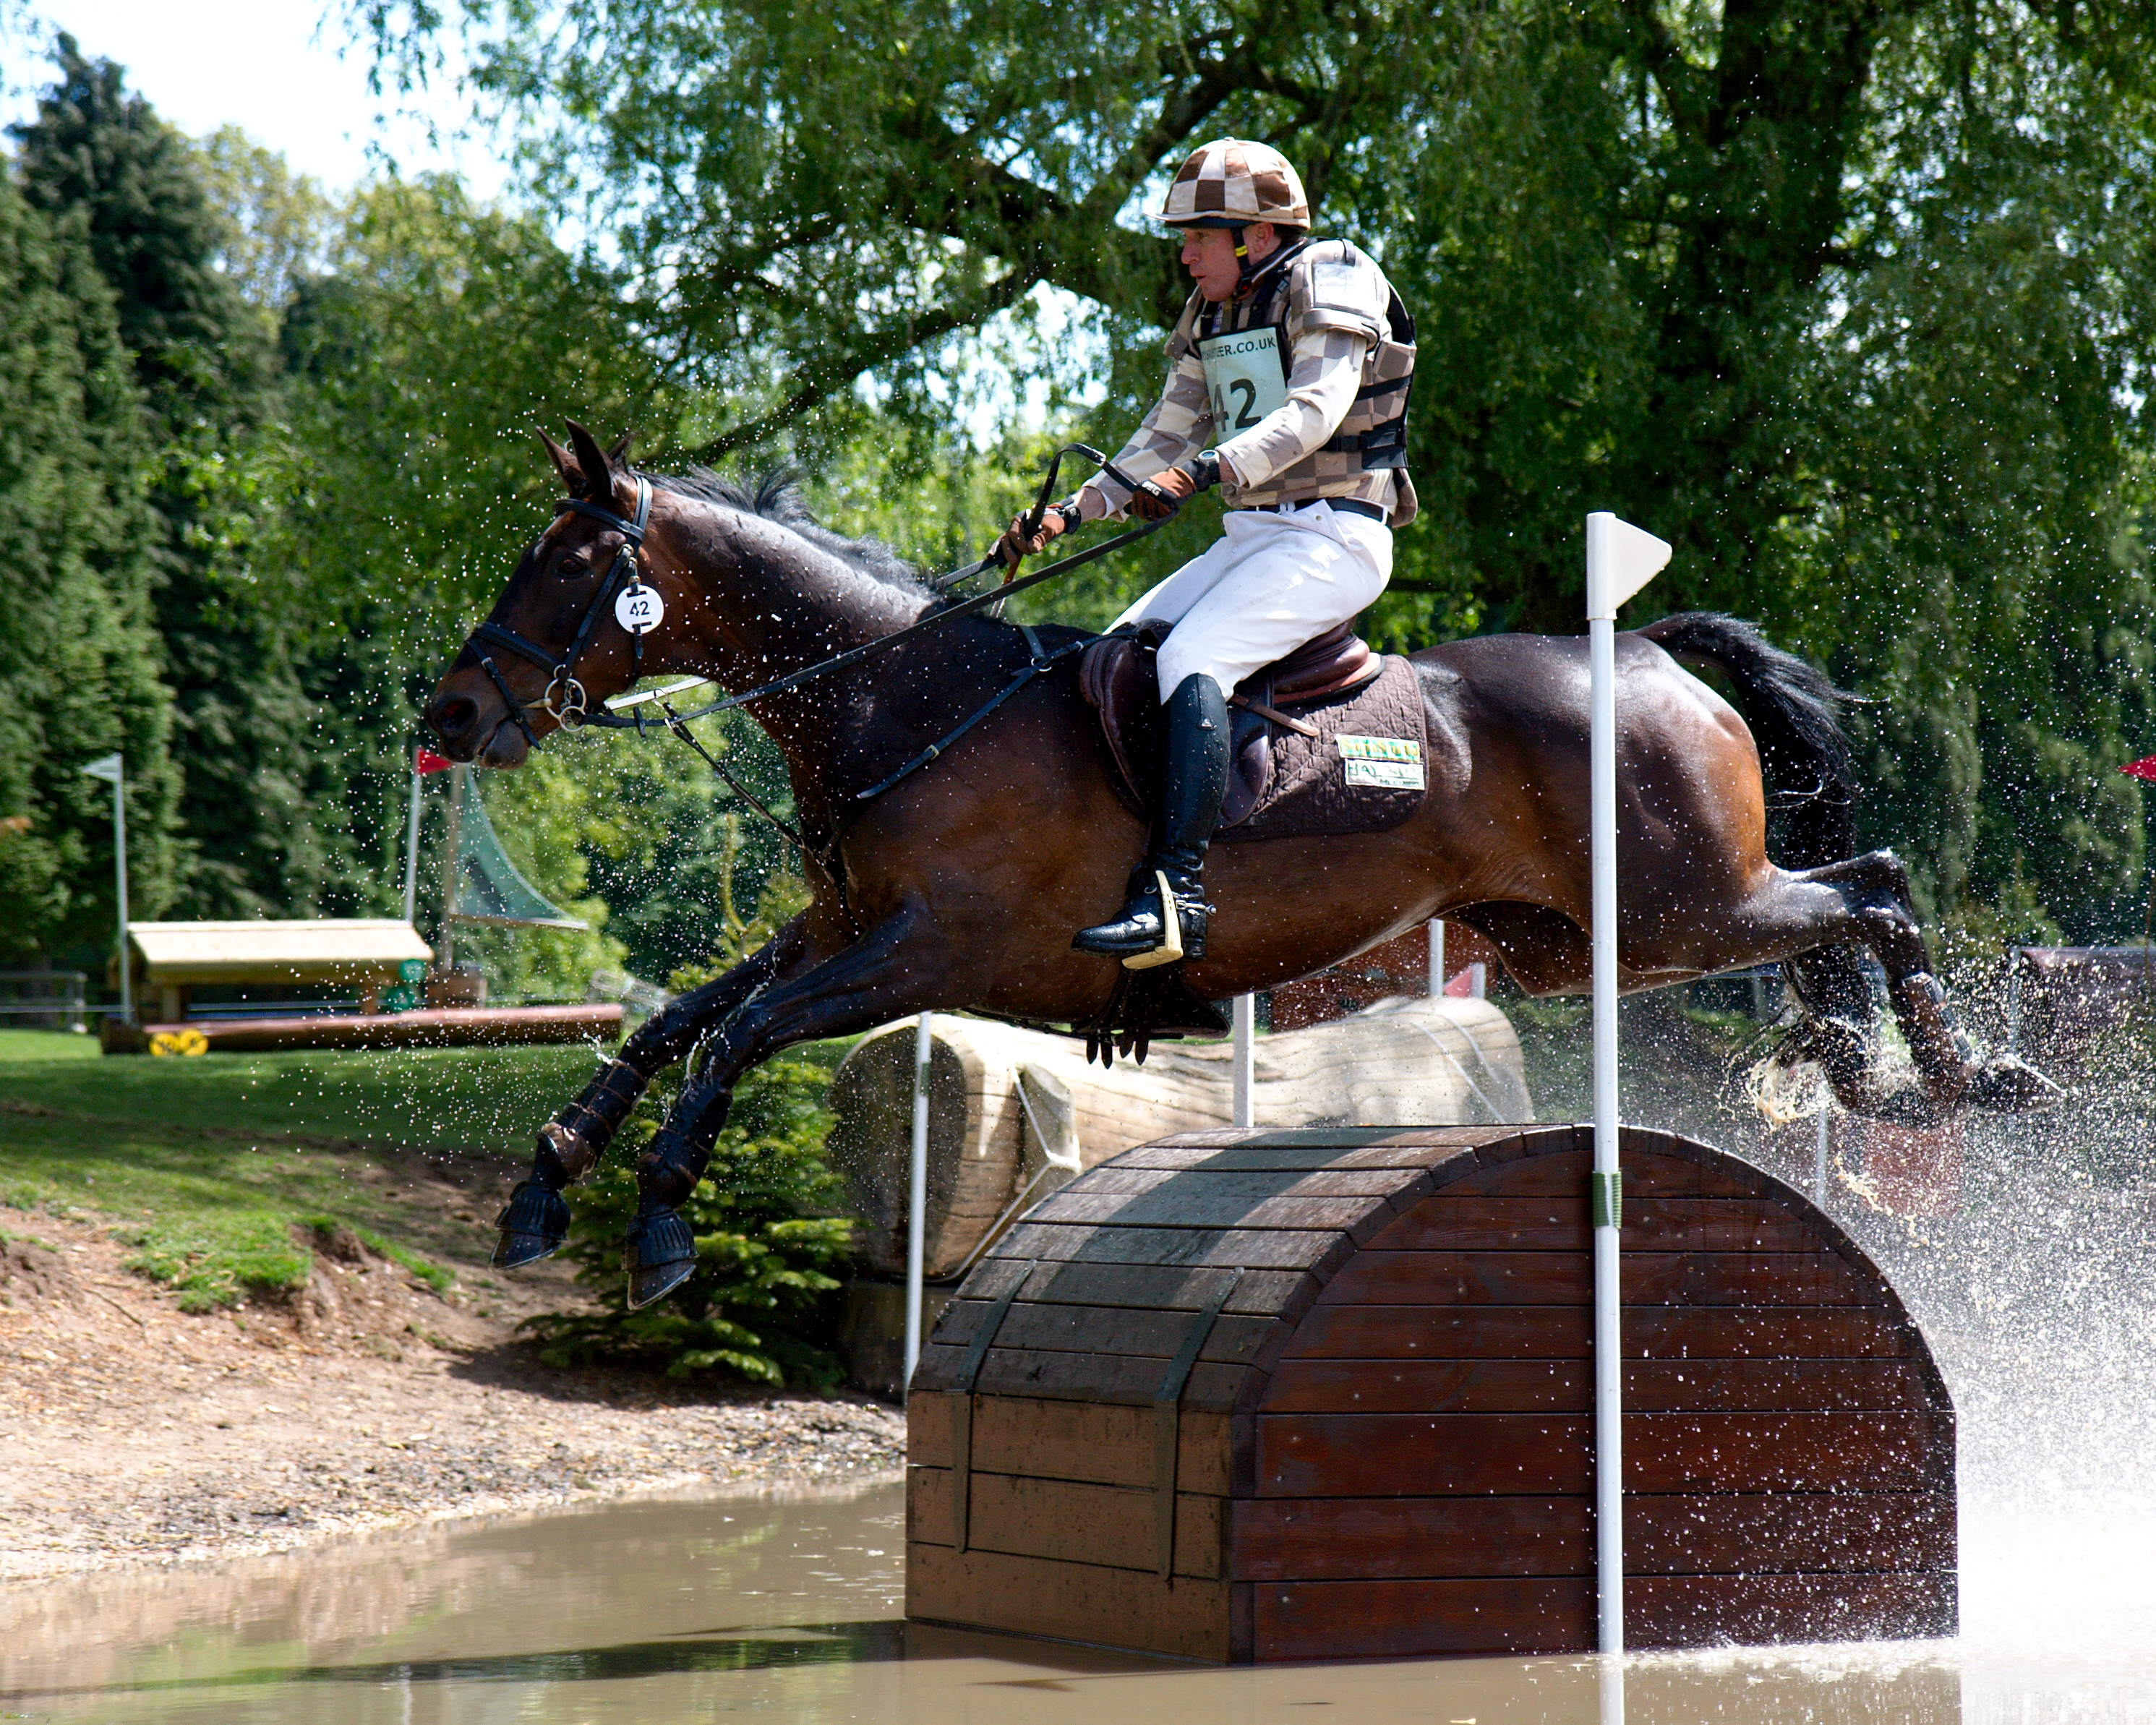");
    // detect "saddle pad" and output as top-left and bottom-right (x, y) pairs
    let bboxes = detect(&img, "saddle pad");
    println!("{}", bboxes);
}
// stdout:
(1215, 652), (1429, 842)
